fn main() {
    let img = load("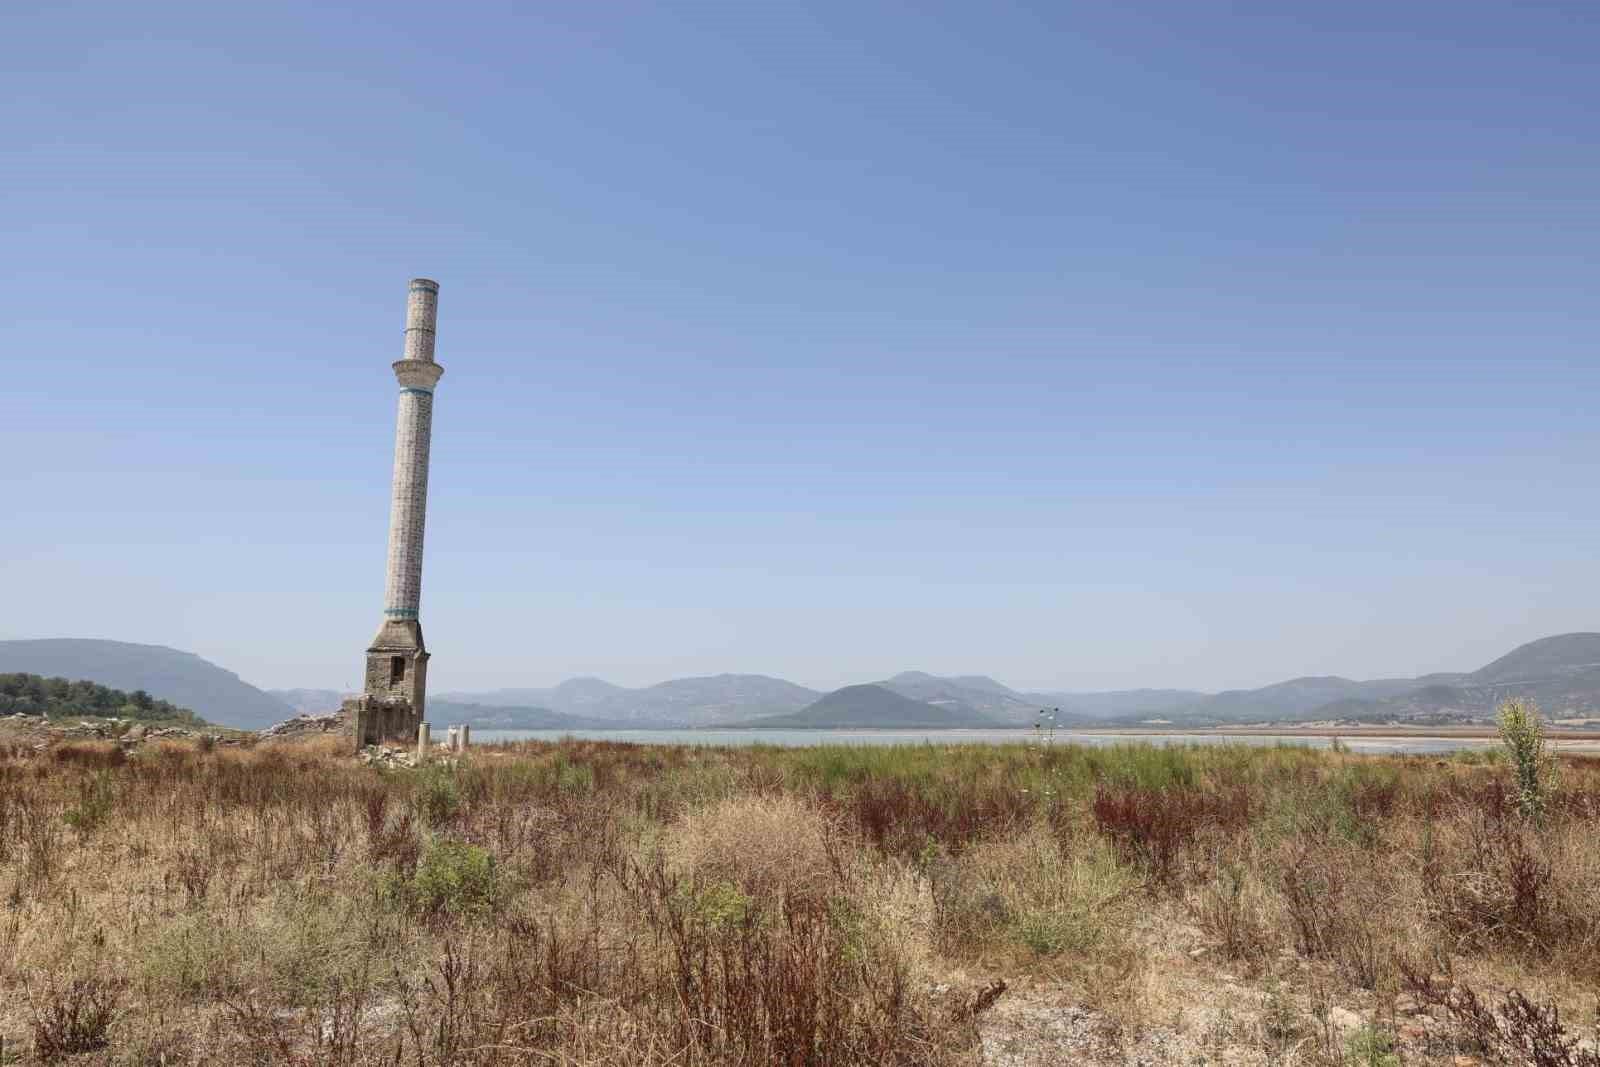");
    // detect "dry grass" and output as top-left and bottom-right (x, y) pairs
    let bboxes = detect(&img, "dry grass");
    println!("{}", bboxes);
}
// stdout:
(0, 735), (1597, 1063)
(665, 792), (848, 901)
